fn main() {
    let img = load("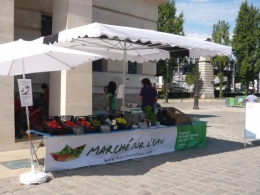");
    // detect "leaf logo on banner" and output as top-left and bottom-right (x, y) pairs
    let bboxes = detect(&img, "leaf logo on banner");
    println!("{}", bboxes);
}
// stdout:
(50, 144), (86, 162)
